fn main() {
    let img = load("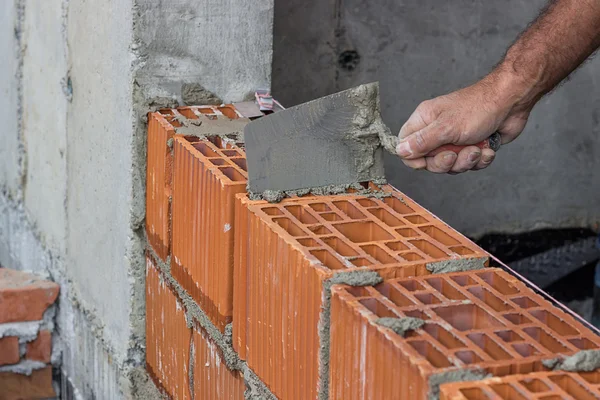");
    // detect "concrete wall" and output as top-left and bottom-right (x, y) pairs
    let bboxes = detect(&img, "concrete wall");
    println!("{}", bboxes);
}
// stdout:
(273, 0), (600, 237)
(0, 0), (274, 398)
